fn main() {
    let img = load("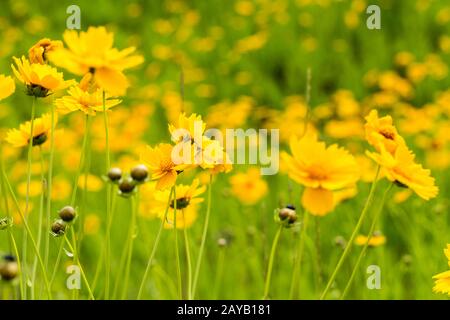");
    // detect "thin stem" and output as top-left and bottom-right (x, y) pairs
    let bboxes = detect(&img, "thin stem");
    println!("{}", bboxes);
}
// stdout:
(70, 115), (90, 206)
(104, 184), (116, 298)
(137, 187), (174, 299)
(184, 216), (193, 300)
(30, 147), (46, 299)
(213, 247), (226, 299)
(0, 143), (24, 298)
(263, 225), (283, 300)
(289, 211), (310, 299)
(44, 102), (56, 271)
(2, 169), (52, 299)
(49, 236), (65, 287)
(340, 183), (393, 299)
(121, 190), (139, 299)
(173, 186), (182, 299)
(314, 216), (323, 290)
(320, 166), (380, 300)
(64, 235), (95, 300)
(102, 90), (112, 299)
(192, 174), (212, 298)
